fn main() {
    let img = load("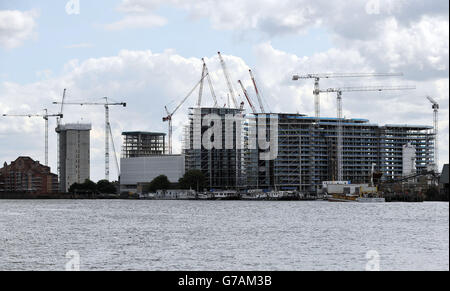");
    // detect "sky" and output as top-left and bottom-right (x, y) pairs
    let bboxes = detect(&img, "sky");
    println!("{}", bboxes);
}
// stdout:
(0, 0), (448, 182)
